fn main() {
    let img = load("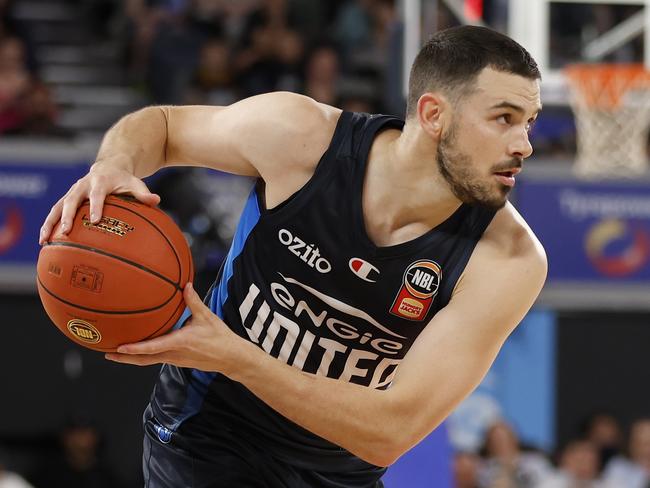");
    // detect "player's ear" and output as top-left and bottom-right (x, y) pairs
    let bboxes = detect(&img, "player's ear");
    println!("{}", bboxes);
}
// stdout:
(416, 92), (449, 141)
